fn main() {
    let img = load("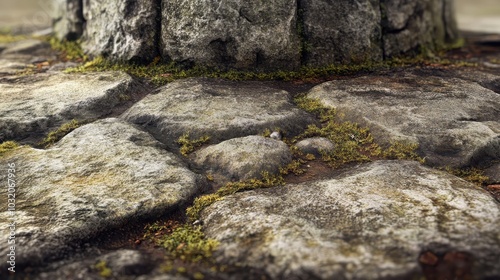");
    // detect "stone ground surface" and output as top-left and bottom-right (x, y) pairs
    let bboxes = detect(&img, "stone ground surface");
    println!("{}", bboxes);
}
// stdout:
(1, 2), (500, 280)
